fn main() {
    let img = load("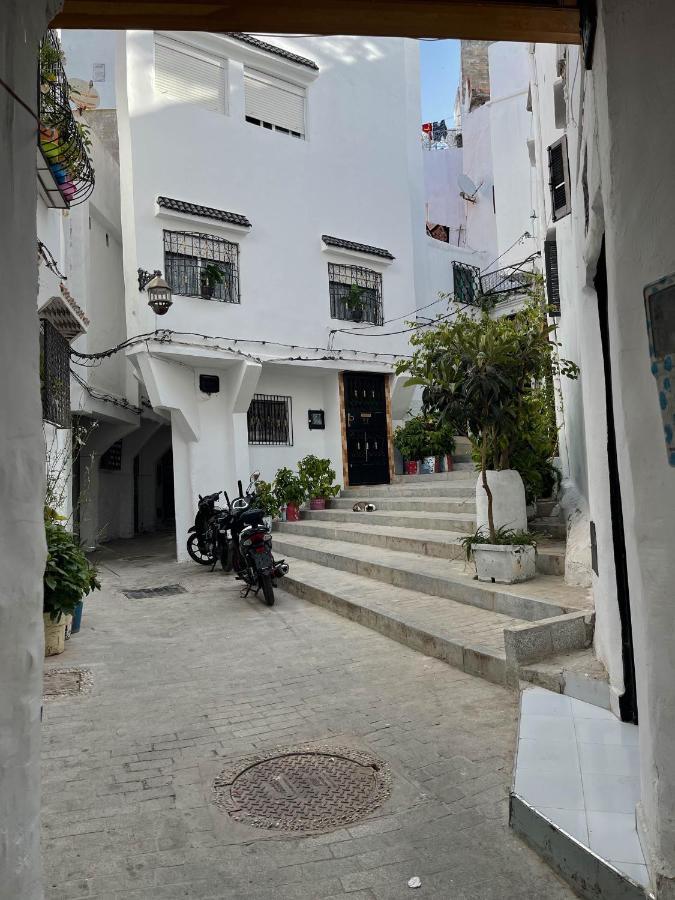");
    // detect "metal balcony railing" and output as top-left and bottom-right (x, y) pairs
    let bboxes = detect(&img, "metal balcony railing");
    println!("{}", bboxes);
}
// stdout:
(37, 30), (95, 208)
(452, 261), (536, 309)
(480, 265), (536, 297)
